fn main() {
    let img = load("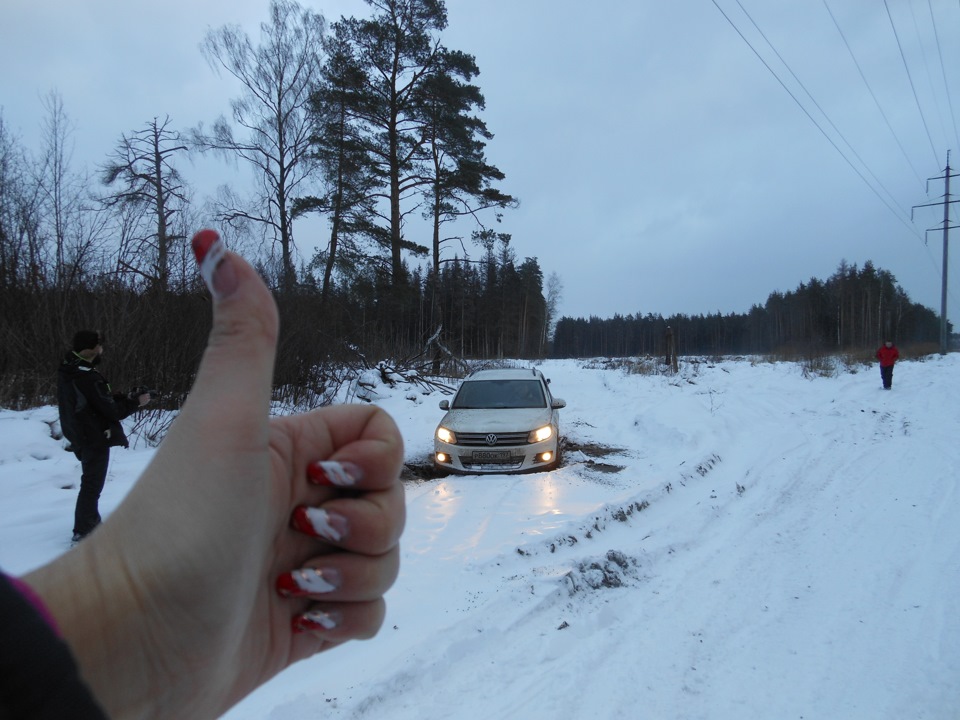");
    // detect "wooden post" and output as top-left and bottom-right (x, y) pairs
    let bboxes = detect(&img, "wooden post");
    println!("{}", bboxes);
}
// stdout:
(665, 326), (678, 373)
